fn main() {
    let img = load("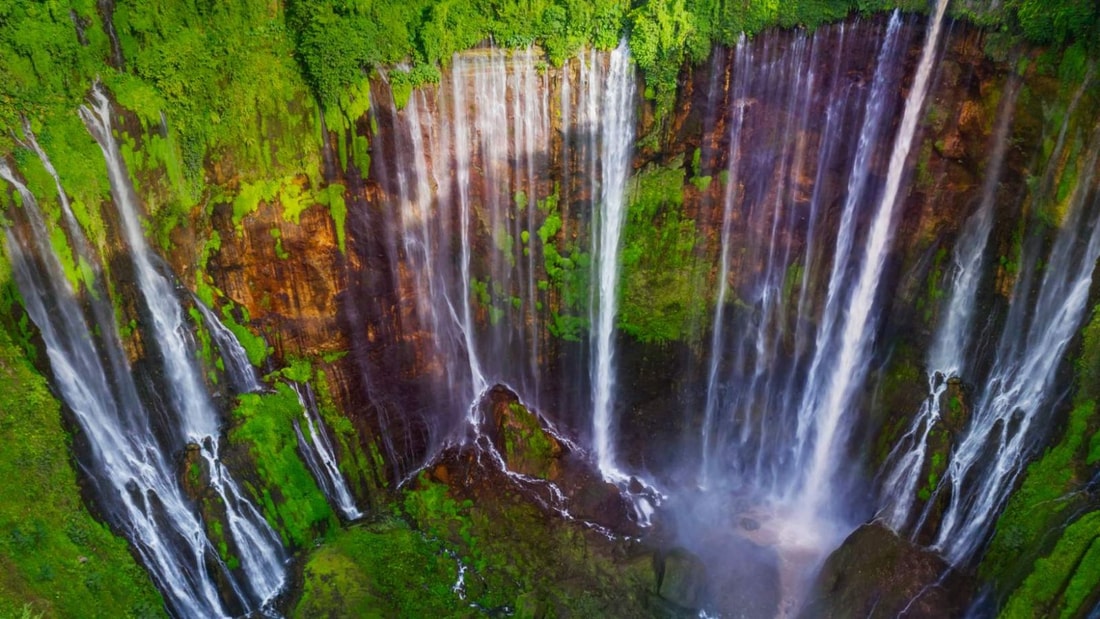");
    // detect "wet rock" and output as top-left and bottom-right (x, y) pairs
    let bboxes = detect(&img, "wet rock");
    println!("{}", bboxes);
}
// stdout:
(941, 376), (970, 432)
(658, 548), (708, 609)
(481, 385), (562, 480)
(472, 385), (641, 533)
(179, 442), (208, 500)
(798, 523), (972, 619)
